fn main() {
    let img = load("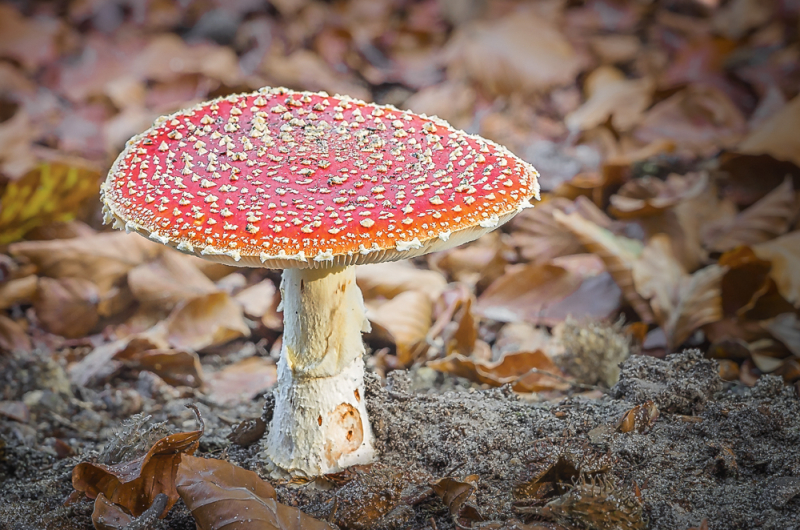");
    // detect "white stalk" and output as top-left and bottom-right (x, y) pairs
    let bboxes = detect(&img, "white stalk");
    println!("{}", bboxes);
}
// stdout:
(263, 265), (375, 476)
